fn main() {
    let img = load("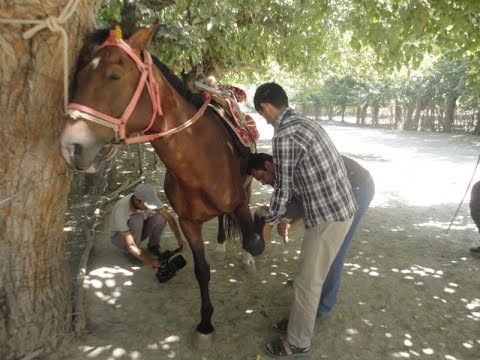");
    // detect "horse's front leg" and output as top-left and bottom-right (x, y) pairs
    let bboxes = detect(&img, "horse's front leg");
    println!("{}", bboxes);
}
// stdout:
(179, 218), (214, 349)
(234, 202), (265, 256)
